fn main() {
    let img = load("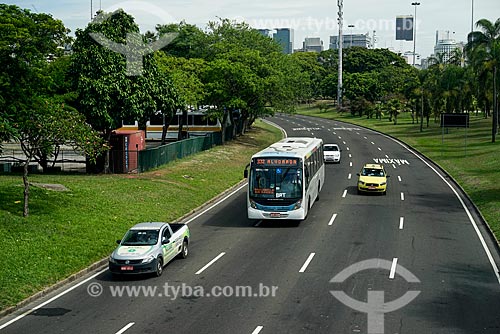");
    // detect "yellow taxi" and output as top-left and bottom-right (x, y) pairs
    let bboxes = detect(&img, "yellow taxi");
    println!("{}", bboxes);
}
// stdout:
(357, 163), (389, 195)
